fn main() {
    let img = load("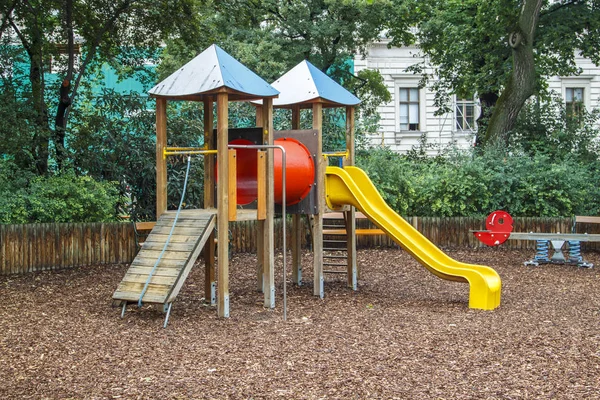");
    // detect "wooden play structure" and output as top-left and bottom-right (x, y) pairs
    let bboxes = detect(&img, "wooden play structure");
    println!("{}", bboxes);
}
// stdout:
(112, 45), (361, 325)
(113, 44), (502, 327)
